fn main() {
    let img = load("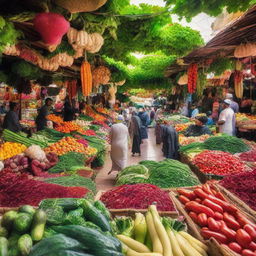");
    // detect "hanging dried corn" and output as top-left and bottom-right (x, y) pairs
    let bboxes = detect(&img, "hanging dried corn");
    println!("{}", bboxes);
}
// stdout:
(234, 70), (243, 99)
(81, 60), (92, 97)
